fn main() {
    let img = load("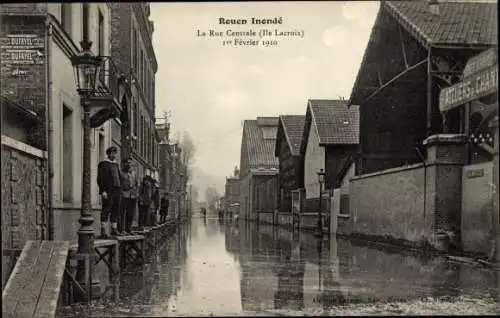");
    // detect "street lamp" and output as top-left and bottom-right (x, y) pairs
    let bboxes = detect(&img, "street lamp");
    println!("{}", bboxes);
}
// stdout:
(71, 39), (103, 300)
(317, 169), (326, 236)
